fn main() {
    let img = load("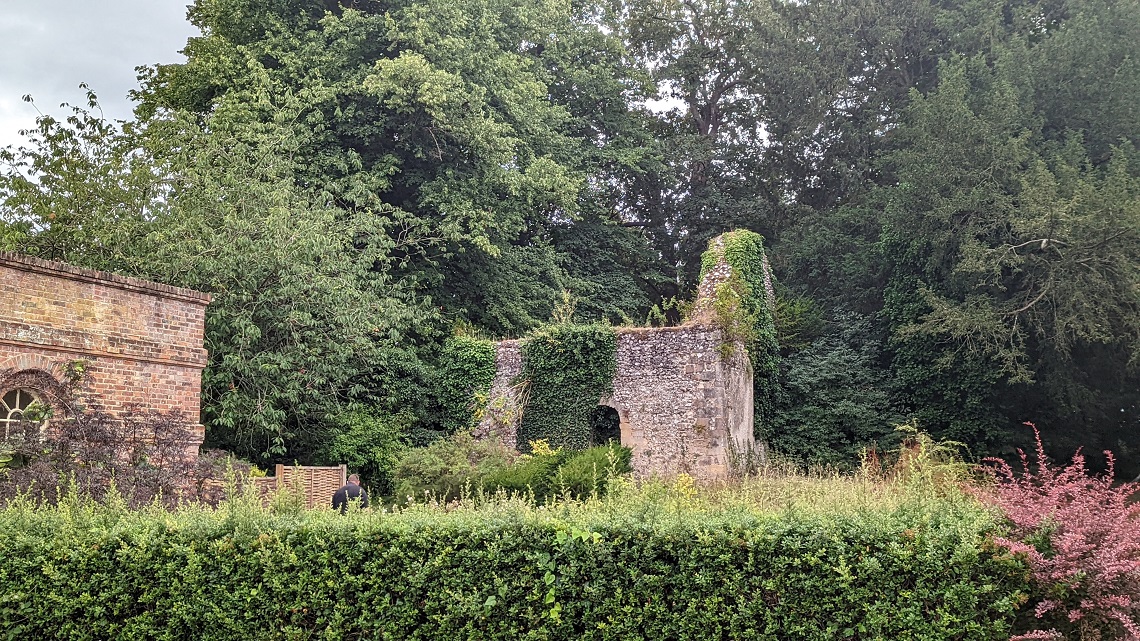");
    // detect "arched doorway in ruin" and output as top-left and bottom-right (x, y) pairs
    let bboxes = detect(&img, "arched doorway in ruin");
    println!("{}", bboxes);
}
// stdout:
(595, 396), (631, 447)
(589, 405), (621, 445)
